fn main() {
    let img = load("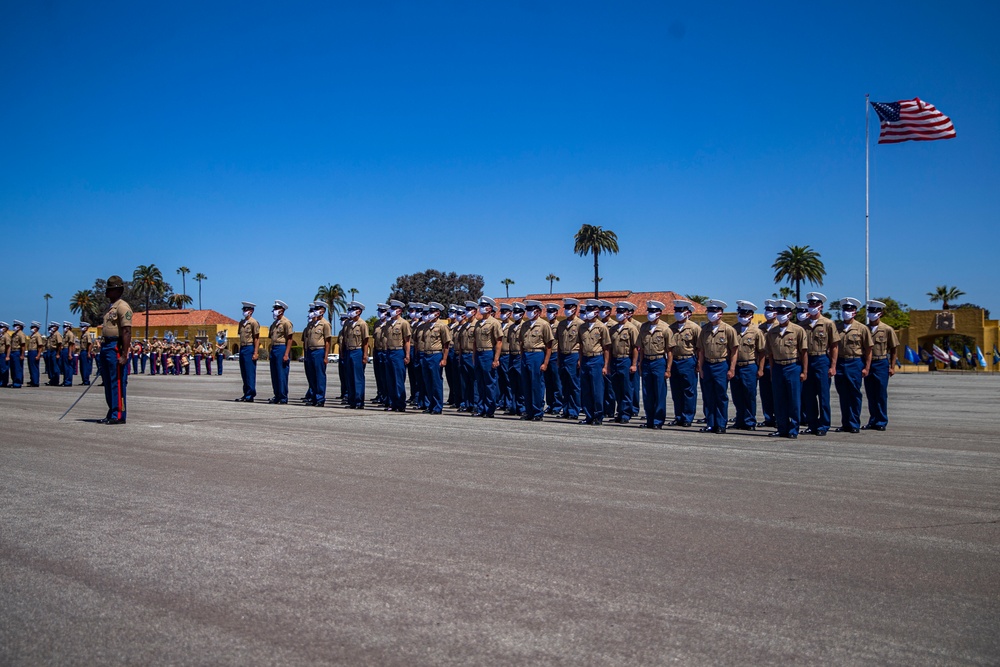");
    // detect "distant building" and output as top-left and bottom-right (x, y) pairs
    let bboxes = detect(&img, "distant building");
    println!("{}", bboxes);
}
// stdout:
(116, 309), (248, 352)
